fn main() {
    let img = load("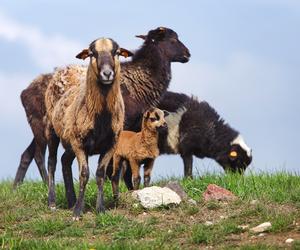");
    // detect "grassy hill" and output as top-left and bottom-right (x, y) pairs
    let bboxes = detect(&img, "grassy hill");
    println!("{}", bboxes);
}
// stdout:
(1, 173), (300, 249)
